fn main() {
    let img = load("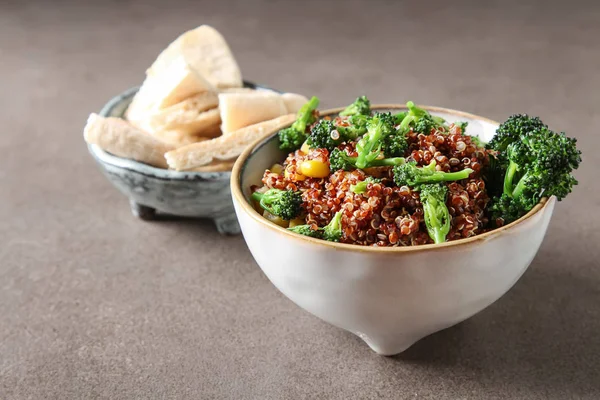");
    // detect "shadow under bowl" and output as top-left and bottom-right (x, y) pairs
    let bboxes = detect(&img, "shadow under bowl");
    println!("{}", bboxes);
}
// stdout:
(231, 104), (555, 355)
